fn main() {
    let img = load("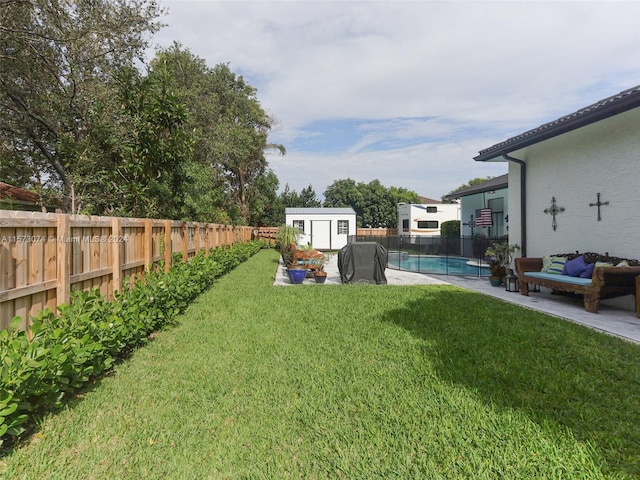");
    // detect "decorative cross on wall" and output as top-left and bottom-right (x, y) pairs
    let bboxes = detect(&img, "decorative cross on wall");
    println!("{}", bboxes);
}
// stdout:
(543, 196), (565, 231)
(589, 192), (609, 221)
(463, 215), (476, 235)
